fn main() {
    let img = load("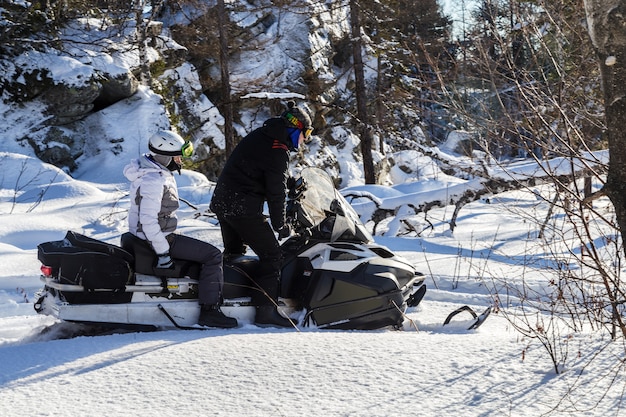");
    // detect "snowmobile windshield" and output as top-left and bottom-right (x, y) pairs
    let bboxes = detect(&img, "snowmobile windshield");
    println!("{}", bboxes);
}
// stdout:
(298, 168), (374, 243)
